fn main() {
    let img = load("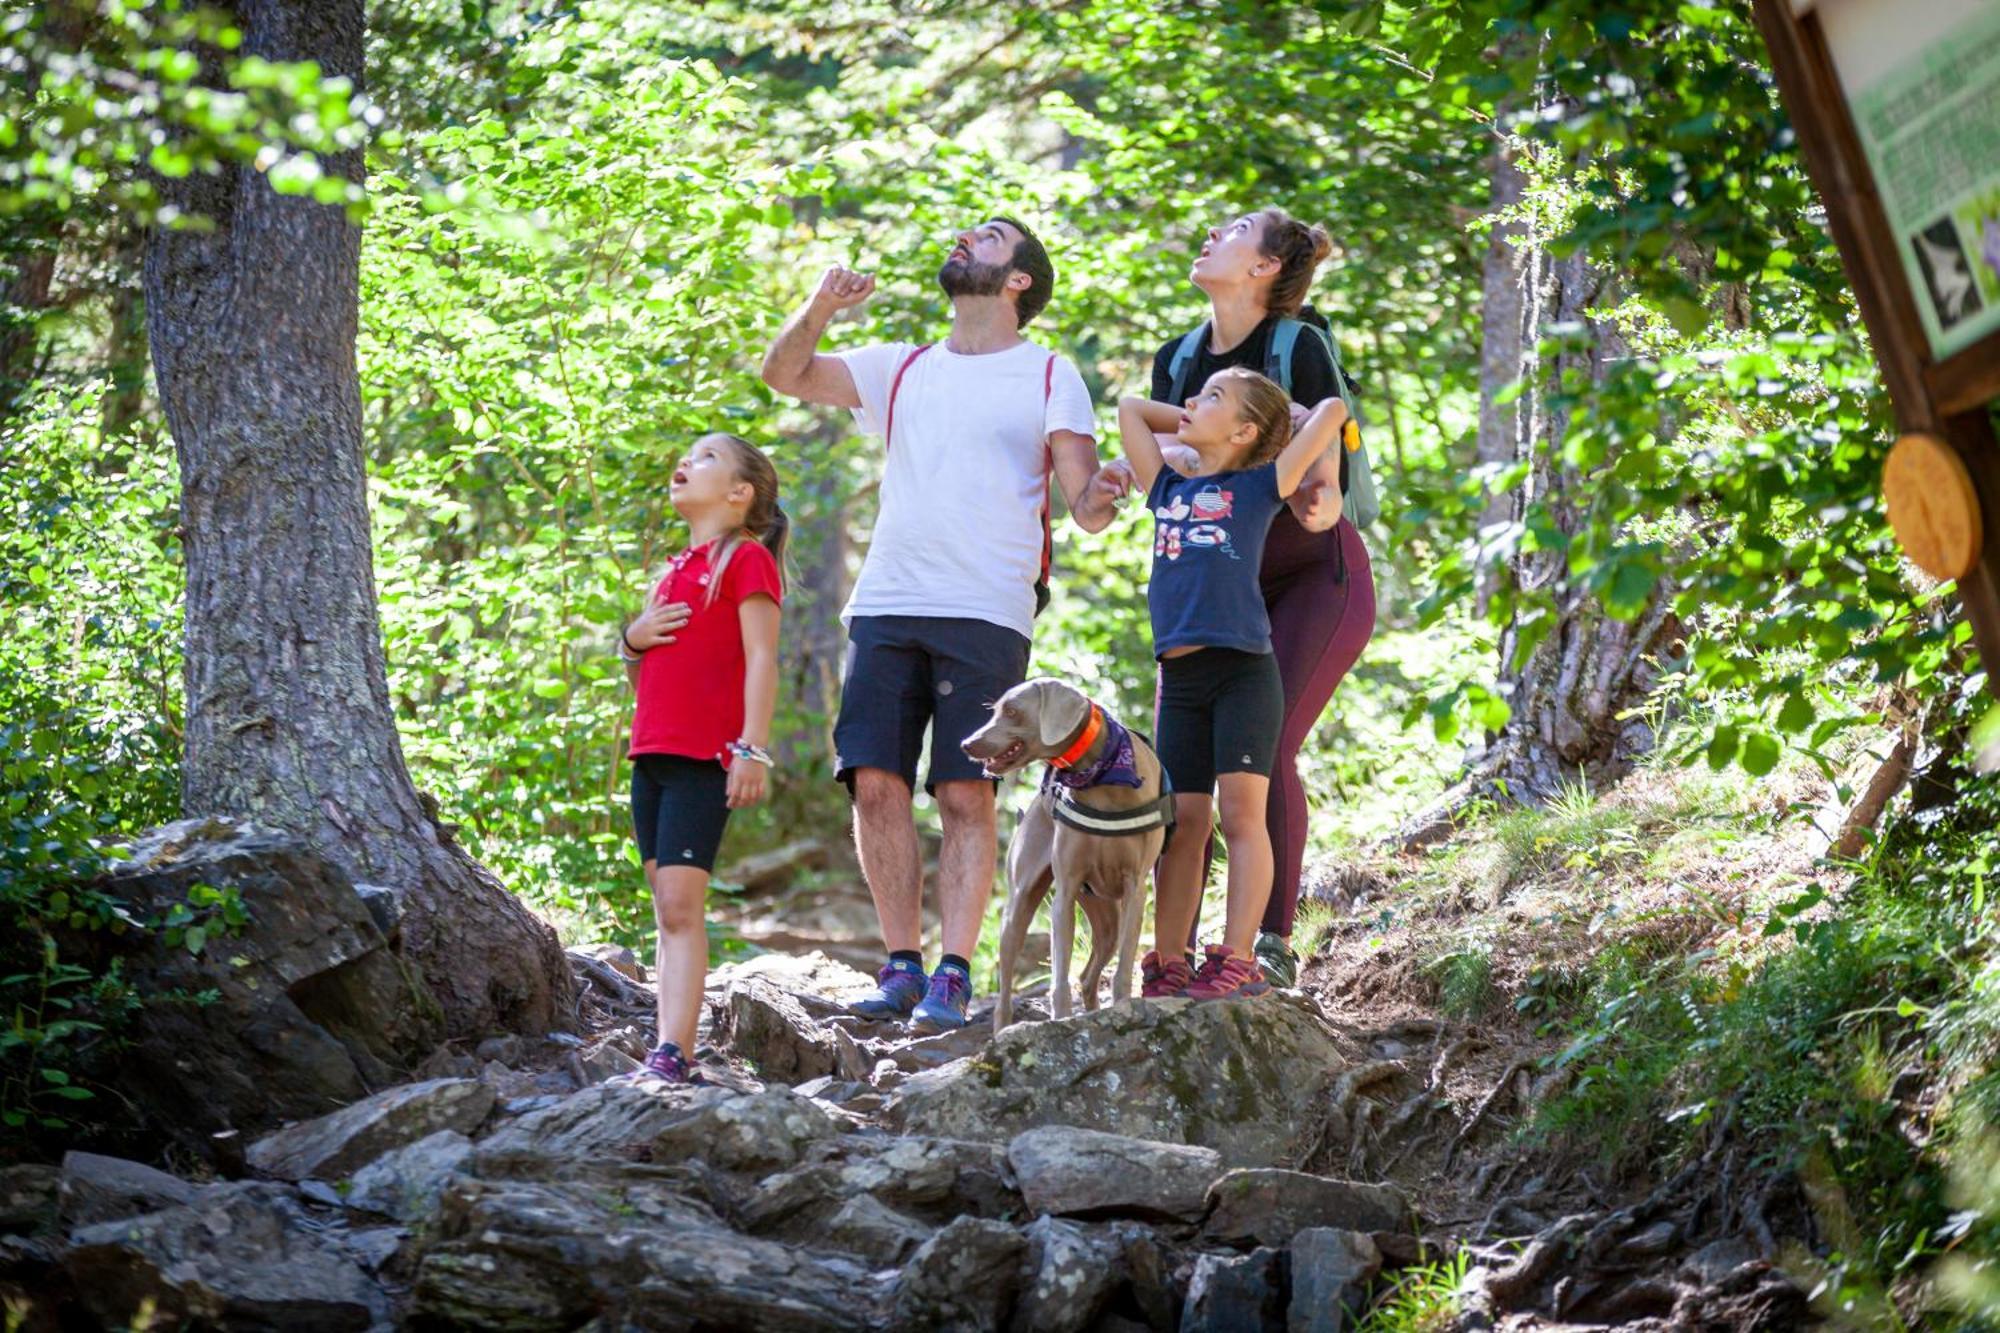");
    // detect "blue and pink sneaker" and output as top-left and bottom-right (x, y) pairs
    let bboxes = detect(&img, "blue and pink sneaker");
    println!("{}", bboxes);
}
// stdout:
(910, 965), (972, 1033)
(610, 1041), (693, 1086)
(849, 957), (928, 1020)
